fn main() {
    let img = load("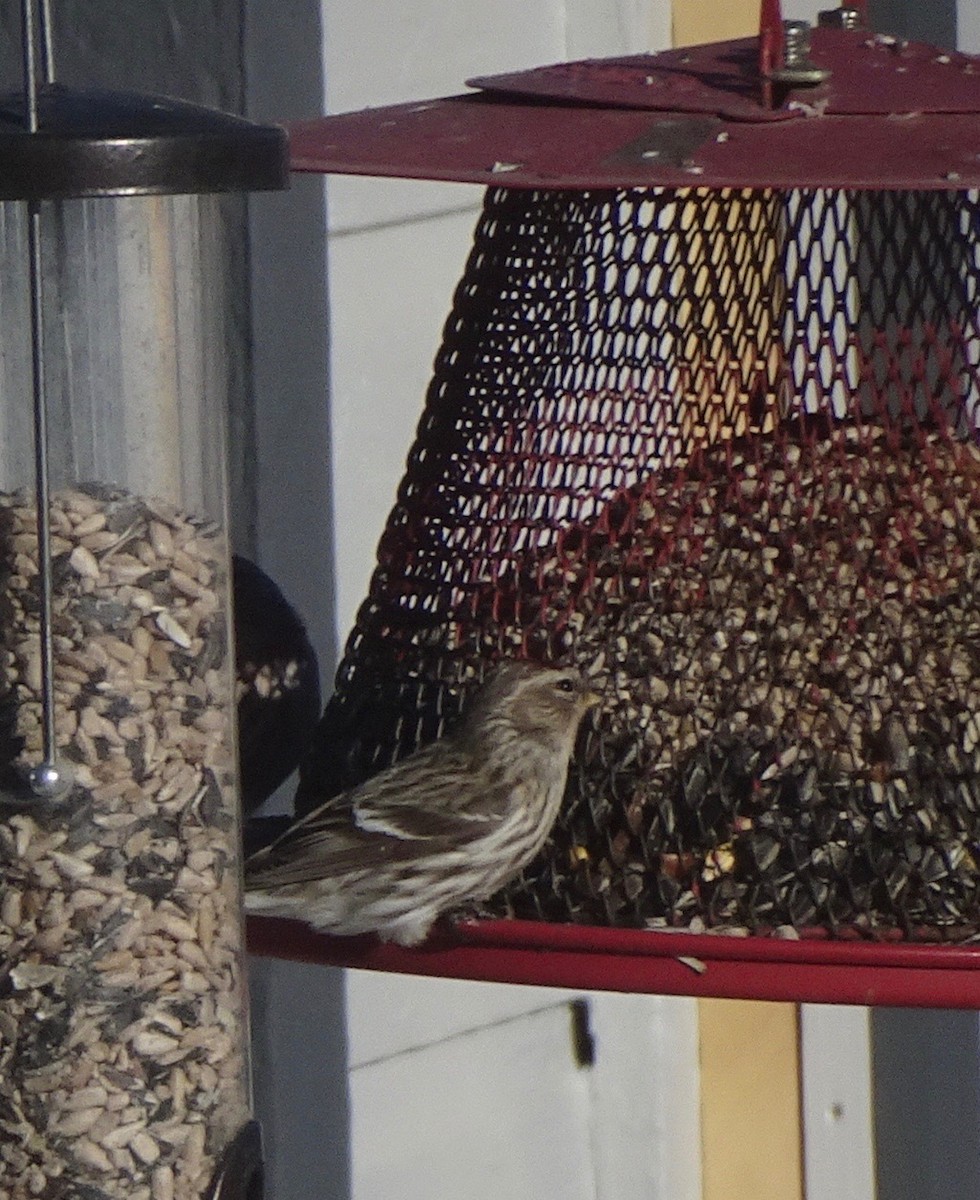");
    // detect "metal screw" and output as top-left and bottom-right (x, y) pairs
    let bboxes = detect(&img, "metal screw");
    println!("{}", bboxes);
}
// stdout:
(783, 20), (812, 66)
(768, 19), (832, 86)
(818, 7), (864, 30)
